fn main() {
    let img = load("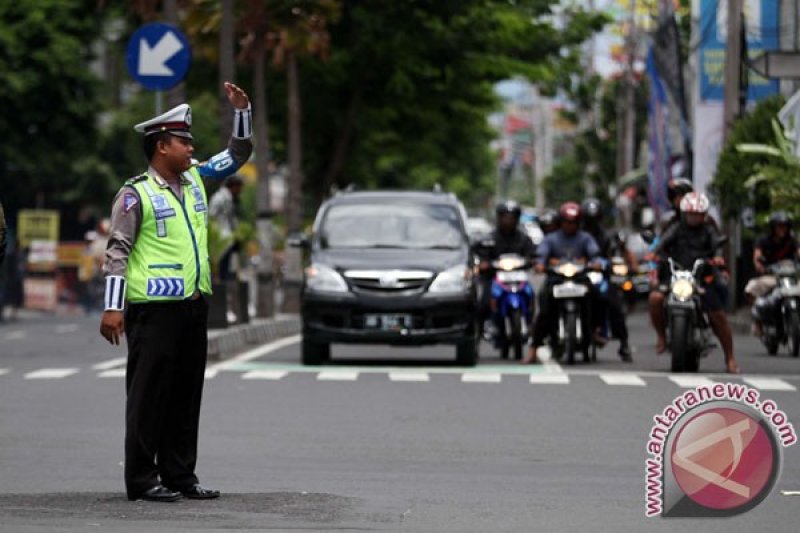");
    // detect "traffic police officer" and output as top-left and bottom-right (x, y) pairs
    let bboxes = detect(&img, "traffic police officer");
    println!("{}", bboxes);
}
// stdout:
(100, 82), (253, 502)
